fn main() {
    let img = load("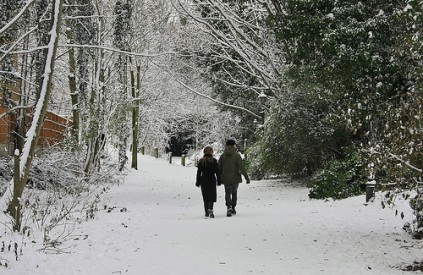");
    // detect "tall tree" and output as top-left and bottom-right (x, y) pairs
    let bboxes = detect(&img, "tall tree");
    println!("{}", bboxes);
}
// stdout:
(64, 2), (79, 141)
(131, 64), (140, 169)
(0, 0), (24, 108)
(8, 0), (64, 231)
(33, 0), (51, 102)
(0, 0), (27, 155)
(113, 0), (133, 171)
